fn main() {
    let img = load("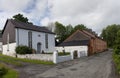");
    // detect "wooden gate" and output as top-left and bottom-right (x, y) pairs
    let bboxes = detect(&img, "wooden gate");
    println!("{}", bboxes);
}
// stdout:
(73, 50), (78, 59)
